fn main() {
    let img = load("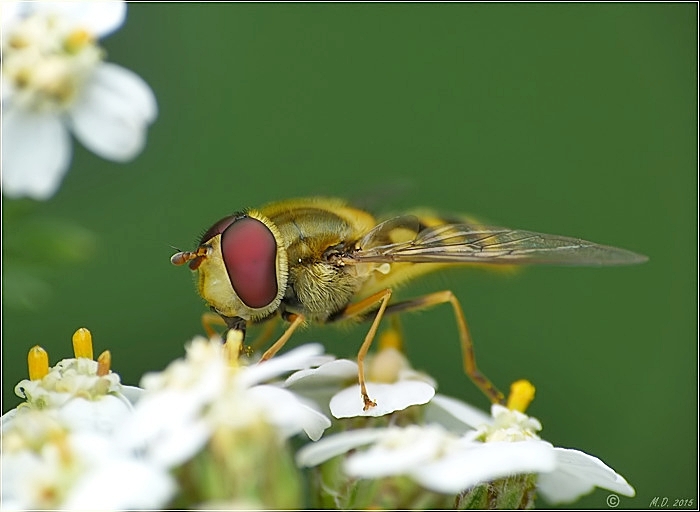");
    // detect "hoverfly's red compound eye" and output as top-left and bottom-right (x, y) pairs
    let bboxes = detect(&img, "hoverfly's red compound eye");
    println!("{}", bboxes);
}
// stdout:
(199, 215), (238, 245)
(220, 217), (278, 308)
